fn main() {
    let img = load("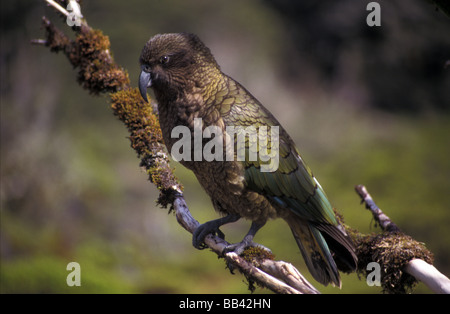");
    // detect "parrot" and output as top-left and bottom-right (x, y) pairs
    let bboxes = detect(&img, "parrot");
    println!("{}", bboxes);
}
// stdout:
(138, 32), (357, 287)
